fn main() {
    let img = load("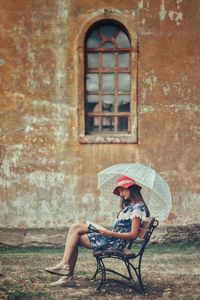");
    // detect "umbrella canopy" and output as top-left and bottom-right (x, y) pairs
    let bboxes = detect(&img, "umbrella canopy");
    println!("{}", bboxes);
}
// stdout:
(97, 163), (172, 220)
